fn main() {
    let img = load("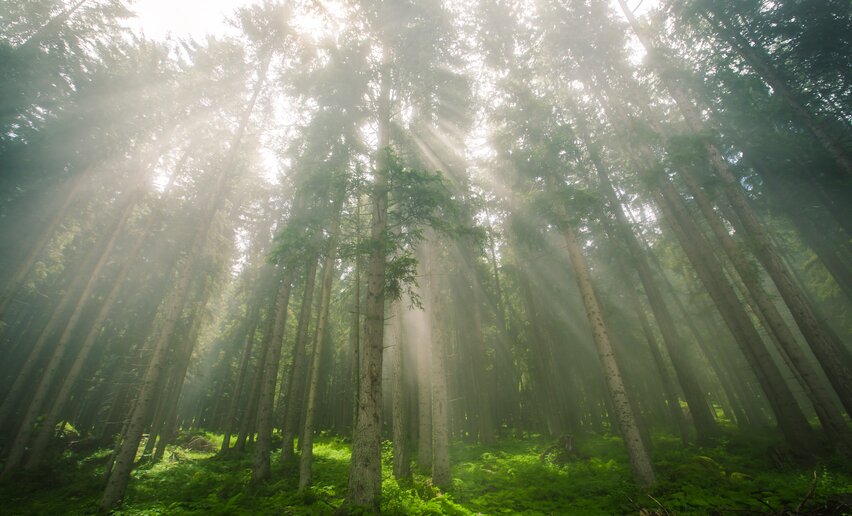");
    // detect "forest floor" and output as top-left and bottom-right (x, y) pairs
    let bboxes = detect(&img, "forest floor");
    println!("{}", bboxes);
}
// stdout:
(1, 429), (850, 515)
